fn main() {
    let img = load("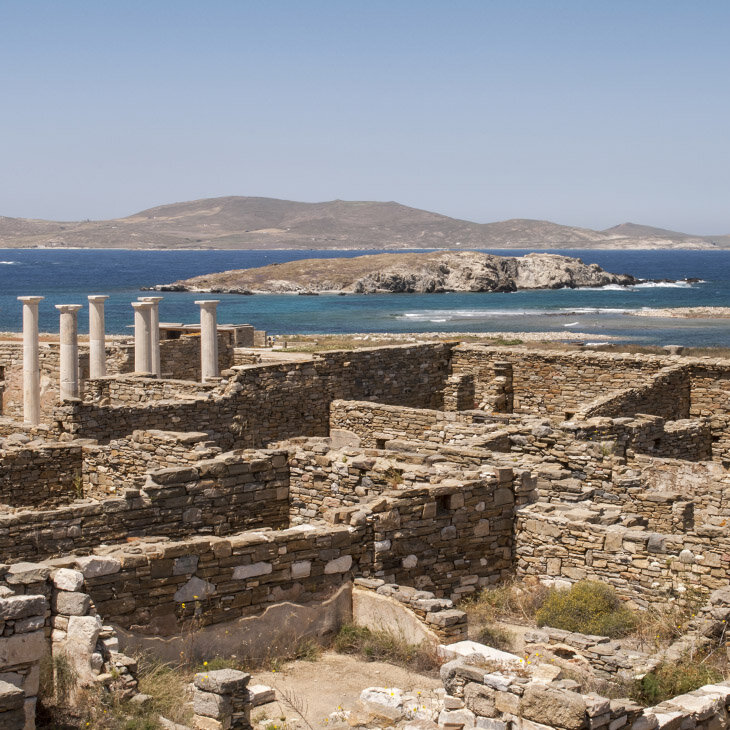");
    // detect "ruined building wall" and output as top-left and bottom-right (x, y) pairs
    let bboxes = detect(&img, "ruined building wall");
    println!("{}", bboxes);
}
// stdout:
(0, 442), (83, 507)
(0, 450), (290, 563)
(81, 523), (360, 635)
(578, 365), (691, 420)
(287, 439), (525, 522)
(55, 343), (454, 446)
(83, 376), (216, 405)
(451, 346), (671, 416)
(82, 429), (222, 496)
(0, 343), (90, 421)
(515, 504), (728, 607)
(329, 399), (511, 449)
(158, 331), (234, 381)
(362, 479), (515, 599)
